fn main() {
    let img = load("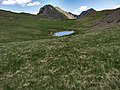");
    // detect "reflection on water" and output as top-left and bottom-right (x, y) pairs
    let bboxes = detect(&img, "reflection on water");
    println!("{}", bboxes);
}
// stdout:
(53, 31), (75, 37)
